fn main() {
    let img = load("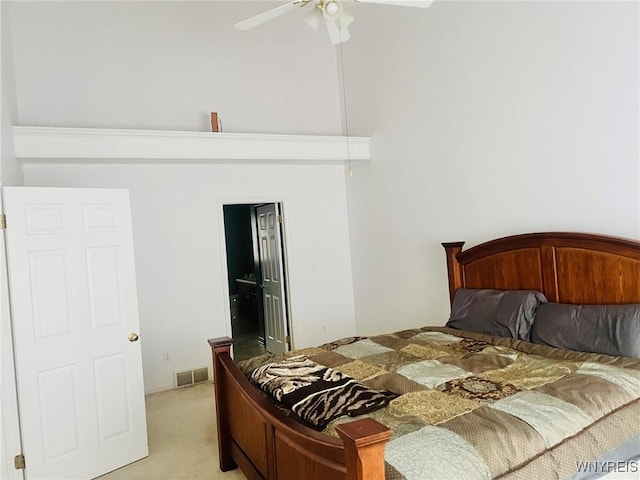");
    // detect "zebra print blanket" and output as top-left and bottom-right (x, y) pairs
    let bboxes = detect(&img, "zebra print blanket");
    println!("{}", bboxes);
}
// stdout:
(250, 355), (396, 430)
